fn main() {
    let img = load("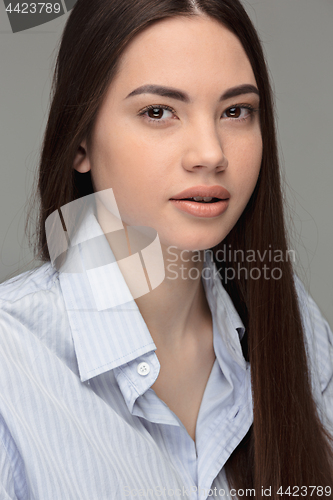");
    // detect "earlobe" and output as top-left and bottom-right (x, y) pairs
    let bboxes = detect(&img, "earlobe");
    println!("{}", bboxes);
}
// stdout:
(73, 142), (91, 173)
